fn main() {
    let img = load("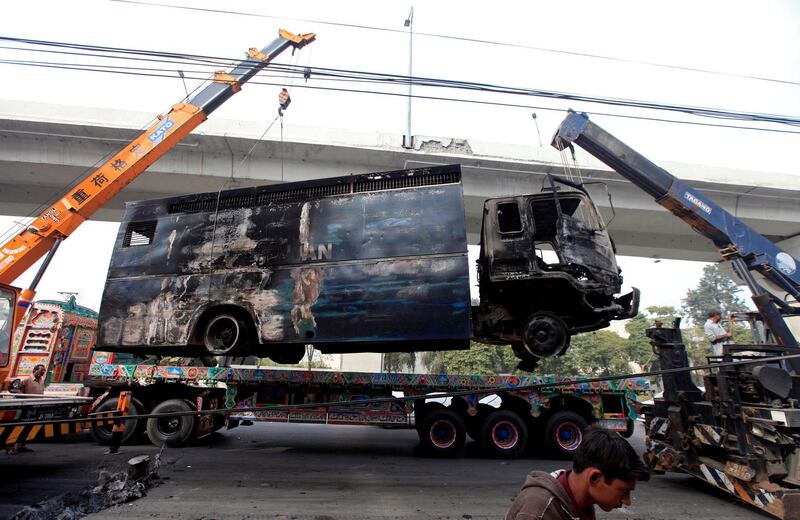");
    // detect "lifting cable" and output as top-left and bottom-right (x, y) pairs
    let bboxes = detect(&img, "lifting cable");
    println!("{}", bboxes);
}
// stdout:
(4, 352), (800, 429)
